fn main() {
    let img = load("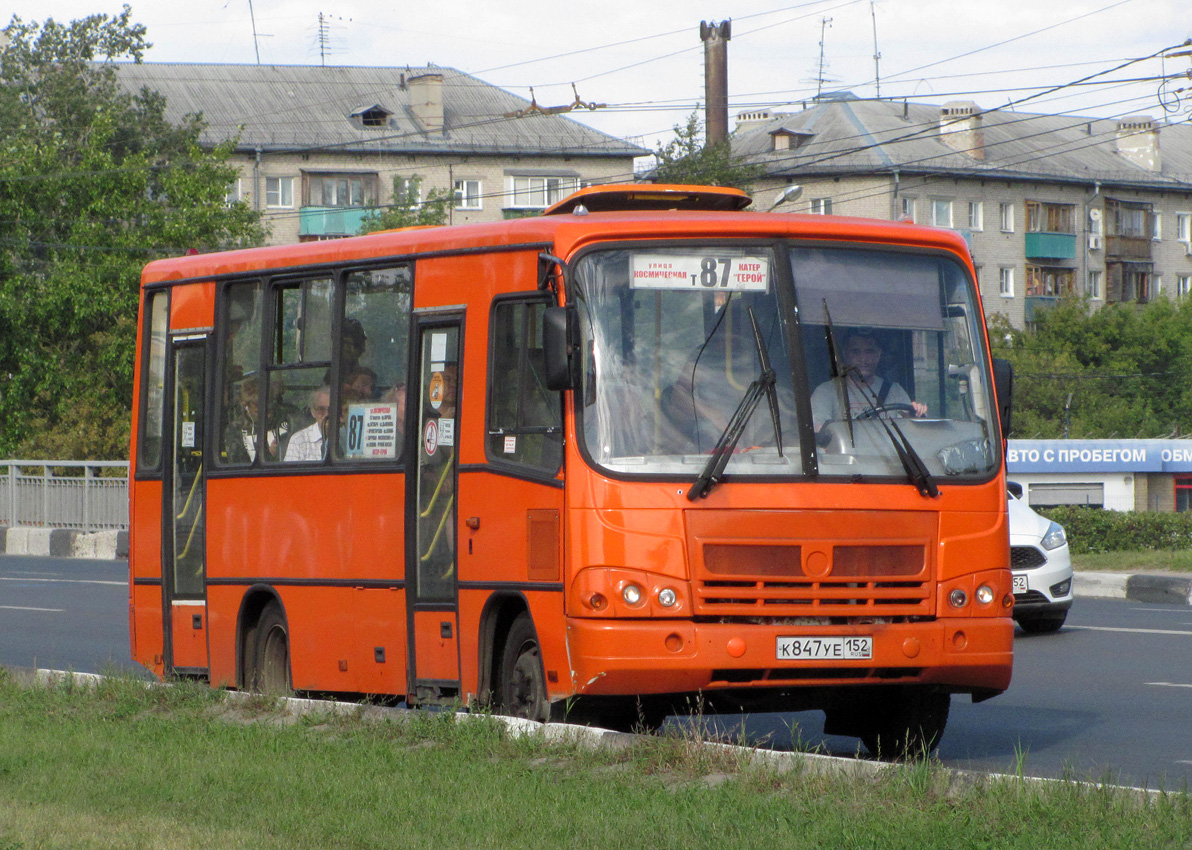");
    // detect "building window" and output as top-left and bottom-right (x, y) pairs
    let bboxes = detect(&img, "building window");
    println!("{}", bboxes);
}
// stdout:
(1000, 203), (1015, 233)
(306, 173), (377, 208)
(1177, 212), (1191, 244)
(266, 176), (293, 208)
(1086, 270), (1103, 300)
(1026, 265), (1075, 297)
(454, 179), (482, 210)
(393, 176), (423, 209)
(224, 180), (243, 207)
(999, 267), (1014, 297)
(968, 201), (983, 231)
(898, 197), (915, 222)
(1178, 275), (1192, 299)
(1154, 275), (1163, 297)
(931, 199), (953, 228)
(507, 176), (578, 209)
(1152, 212), (1163, 241)
(1026, 201), (1075, 234)
(1177, 477), (1192, 512)
(810, 198), (833, 215)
